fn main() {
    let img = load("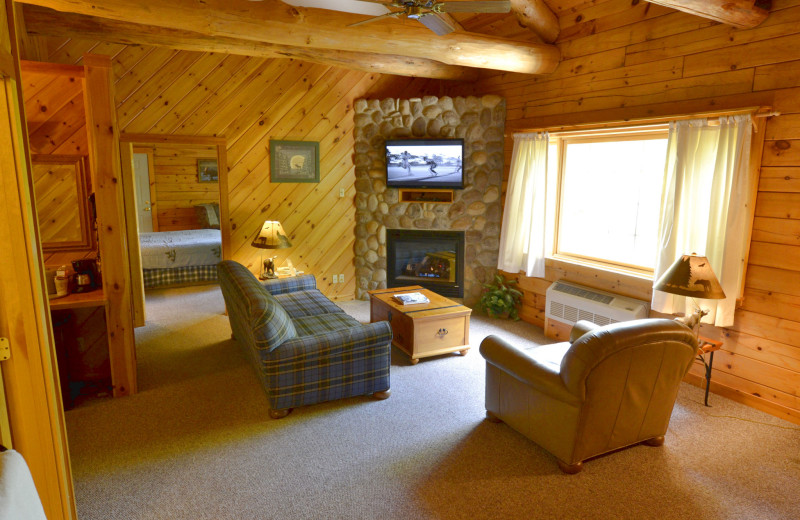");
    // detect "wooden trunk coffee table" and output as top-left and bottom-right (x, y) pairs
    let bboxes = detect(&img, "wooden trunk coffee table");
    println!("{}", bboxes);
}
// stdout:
(368, 286), (472, 365)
